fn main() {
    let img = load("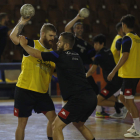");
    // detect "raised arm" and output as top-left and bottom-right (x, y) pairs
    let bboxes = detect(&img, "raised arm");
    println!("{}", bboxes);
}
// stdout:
(19, 36), (58, 62)
(86, 64), (97, 77)
(10, 17), (31, 45)
(65, 13), (84, 32)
